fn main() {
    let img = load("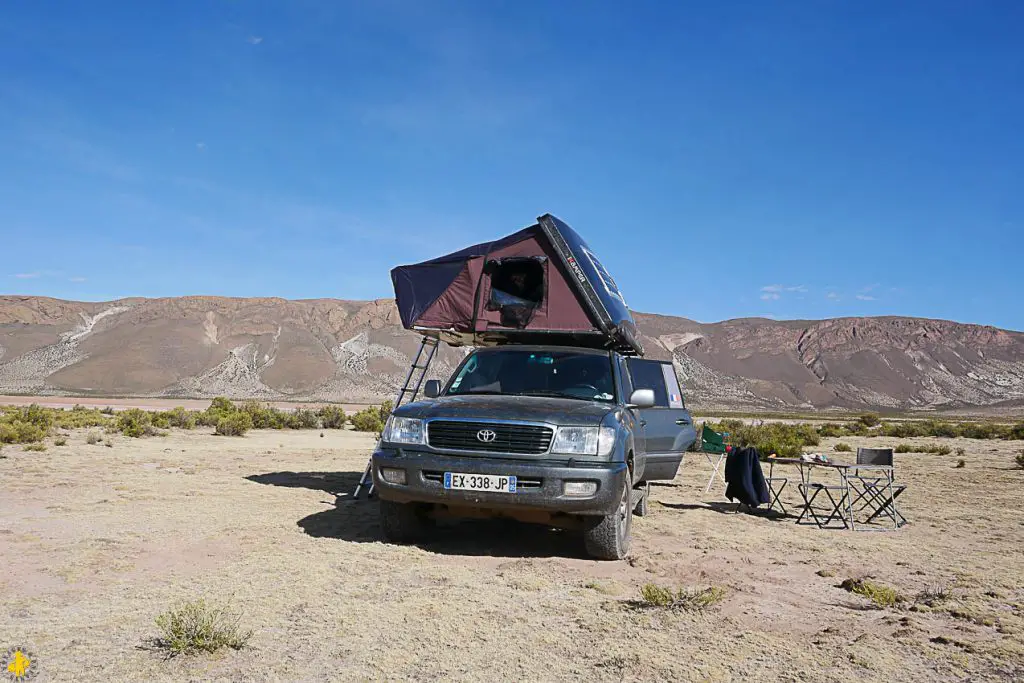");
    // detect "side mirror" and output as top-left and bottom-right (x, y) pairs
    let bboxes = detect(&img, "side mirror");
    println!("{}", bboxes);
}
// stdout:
(423, 379), (441, 399)
(627, 389), (655, 409)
